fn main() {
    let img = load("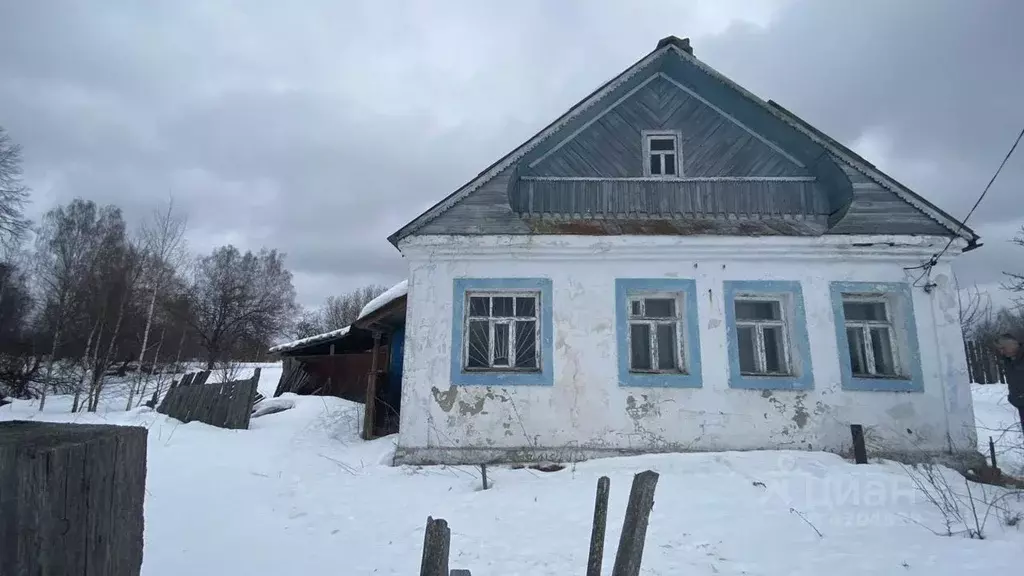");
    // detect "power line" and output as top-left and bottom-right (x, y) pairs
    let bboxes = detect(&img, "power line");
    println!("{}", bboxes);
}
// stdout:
(905, 124), (1024, 289)
(933, 124), (1024, 263)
